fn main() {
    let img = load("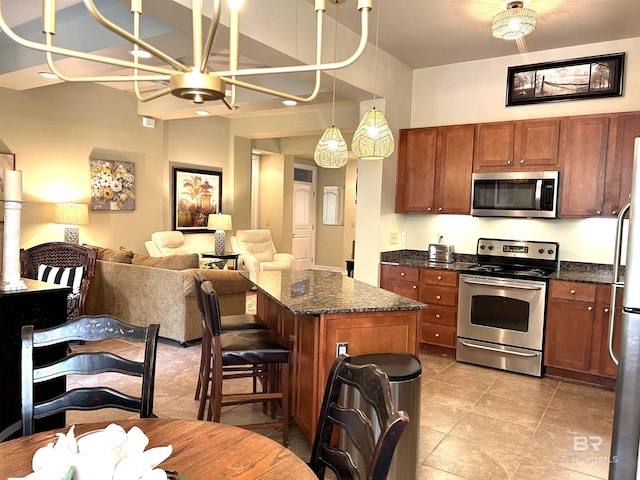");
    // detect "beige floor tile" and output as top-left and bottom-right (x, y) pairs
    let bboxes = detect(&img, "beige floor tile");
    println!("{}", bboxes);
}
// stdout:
(418, 428), (447, 463)
(515, 456), (608, 480)
(419, 465), (467, 480)
(540, 405), (614, 438)
(424, 434), (522, 480)
(434, 361), (502, 391)
(422, 379), (487, 410)
(449, 411), (537, 457)
(471, 392), (547, 428)
(421, 398), (467, 434)
(487, 372), (559, 406)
